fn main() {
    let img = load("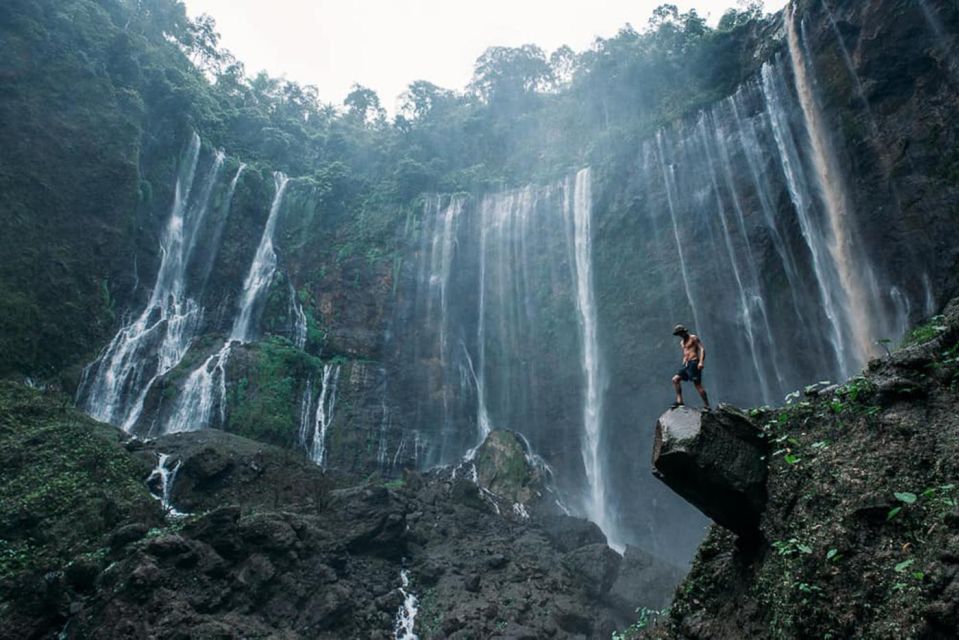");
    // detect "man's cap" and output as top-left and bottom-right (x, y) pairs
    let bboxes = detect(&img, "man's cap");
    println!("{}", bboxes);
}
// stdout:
(672, 324), (687, 336)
